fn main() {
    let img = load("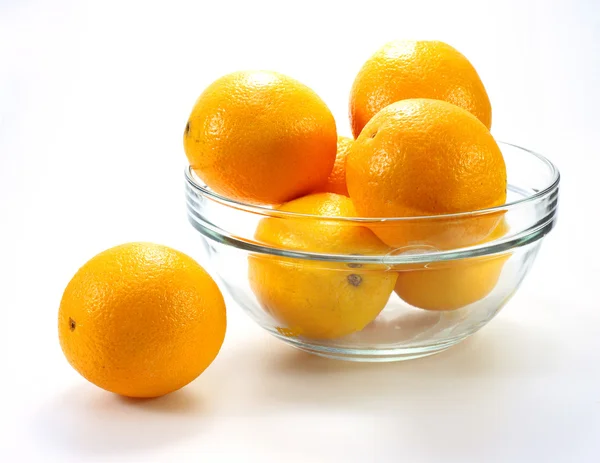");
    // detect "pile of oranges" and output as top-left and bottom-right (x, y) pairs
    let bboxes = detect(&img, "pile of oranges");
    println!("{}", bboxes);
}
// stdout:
(58, 40), (510, 400)
(184, 40), (508, 340)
